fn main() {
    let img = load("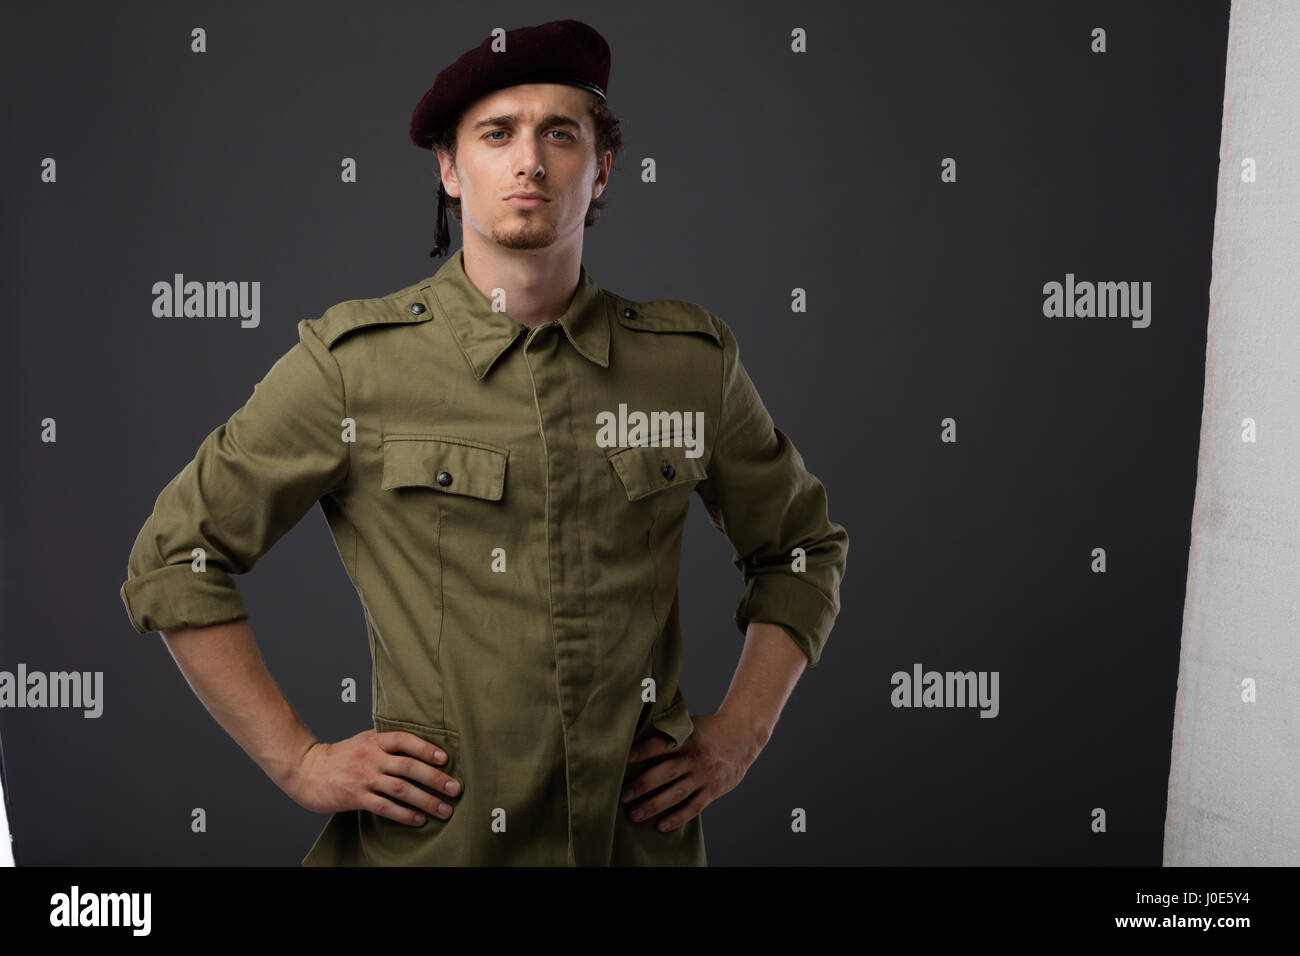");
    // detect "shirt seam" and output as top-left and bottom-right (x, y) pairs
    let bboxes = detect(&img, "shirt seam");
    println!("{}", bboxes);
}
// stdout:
(435, 501), (445, 730)
(522, 336), (576, 865)
(307, 320), (352, 493)
(646, 509), (661, 637)
(713, 314), (727, 466)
